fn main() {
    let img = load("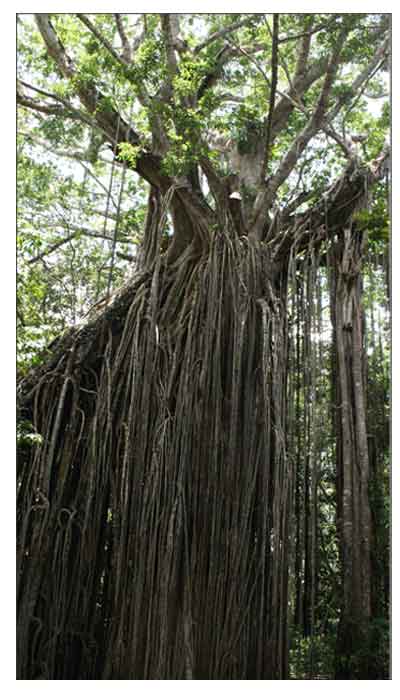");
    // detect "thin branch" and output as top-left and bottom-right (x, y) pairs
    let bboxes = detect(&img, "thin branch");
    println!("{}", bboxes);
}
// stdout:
(197, 44), (233, 100)
(19, 130), (89, 161)
(21, 132), (119, 206)
(326, 35), (389, 124)
(47, 208), (120, 222)
(196, 41), (268, 101)
(34, 14), (136, 142)
(116, 251), (136, 262)
(281, 190), (314, 219)
(263, 14), (280, 175)
(17, 88), (112, 141)
(114, 13), (132, 62)
(194, 16), (256, 53)
(321, 123), (355, 162)
(216, 92), (243, 104)
(228, 40), (309, 120)
(77, 13), (129, 66)
(278, 18), (337, 44)
(33, 13), (173, 191)
(18, 80), (100, 131)
(77, 13), (152, 109)
(19, 130), (124, 173)
(131, 21), (146, 53)
(17, 93), (69, 118)
(26, 225), (131, 265)
(19, 79), (67, 104)
(337, 61), (387, 131)
(251, 27), (350, 238)
(227, 41), (269, 81)
(17, 305), (26, 327)
(27, 233), (79, 263)
(364, 89), (389, 99)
